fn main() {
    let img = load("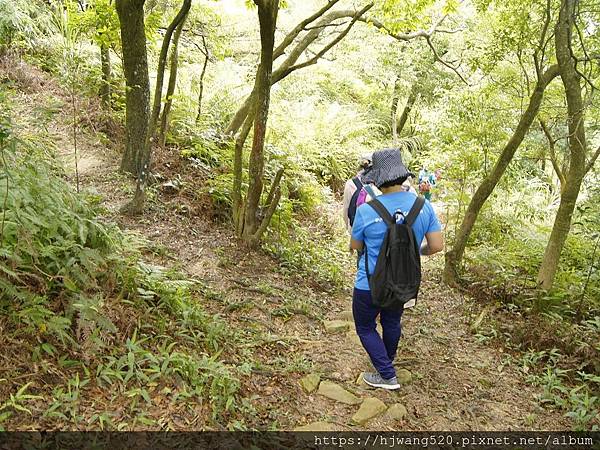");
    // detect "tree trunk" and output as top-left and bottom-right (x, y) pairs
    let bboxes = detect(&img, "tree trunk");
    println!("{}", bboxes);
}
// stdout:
(391, 77), (400, 143)
(240, 0), (279, 246)
(537, 0), (587, 290)
(226, 90), (255, 136)
(443, 64), (559, 285)
(396, 83), (418, 137)
(116, 0), (150, 175)
(99, 42), (111, 108)
(159, 12), (187, 147)
(195, 35), (209, 123)
(148, 0), (192, 144)
(232, 114), (254, 233)
(126, 0), (192, 214)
